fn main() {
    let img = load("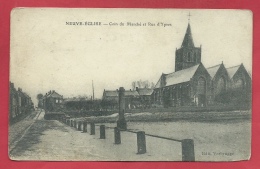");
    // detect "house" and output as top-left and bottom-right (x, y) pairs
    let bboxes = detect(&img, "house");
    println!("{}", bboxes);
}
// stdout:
(9, 82), (18, 119)
(102, 89), (141, 109)
(43, 90), (64, 112)
(136, 87), (154, 108)
(9, 82), (34, 122)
